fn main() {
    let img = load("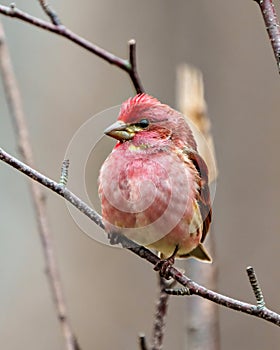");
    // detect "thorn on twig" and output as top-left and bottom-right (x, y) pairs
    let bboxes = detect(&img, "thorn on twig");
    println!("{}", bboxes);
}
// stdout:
(59, 159), (69, 186)
(246, 266), (266, 309)
(139, 333), (149, 350)
(165, 287), (191, 296)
